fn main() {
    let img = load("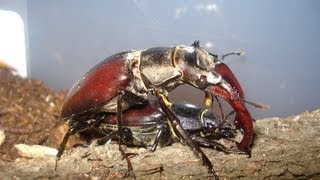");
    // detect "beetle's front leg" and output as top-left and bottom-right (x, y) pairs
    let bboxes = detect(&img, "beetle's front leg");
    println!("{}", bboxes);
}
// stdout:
(190, 135), (245, 155)
(117, 91), (136, 178)
(155, 91), (219, 180)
